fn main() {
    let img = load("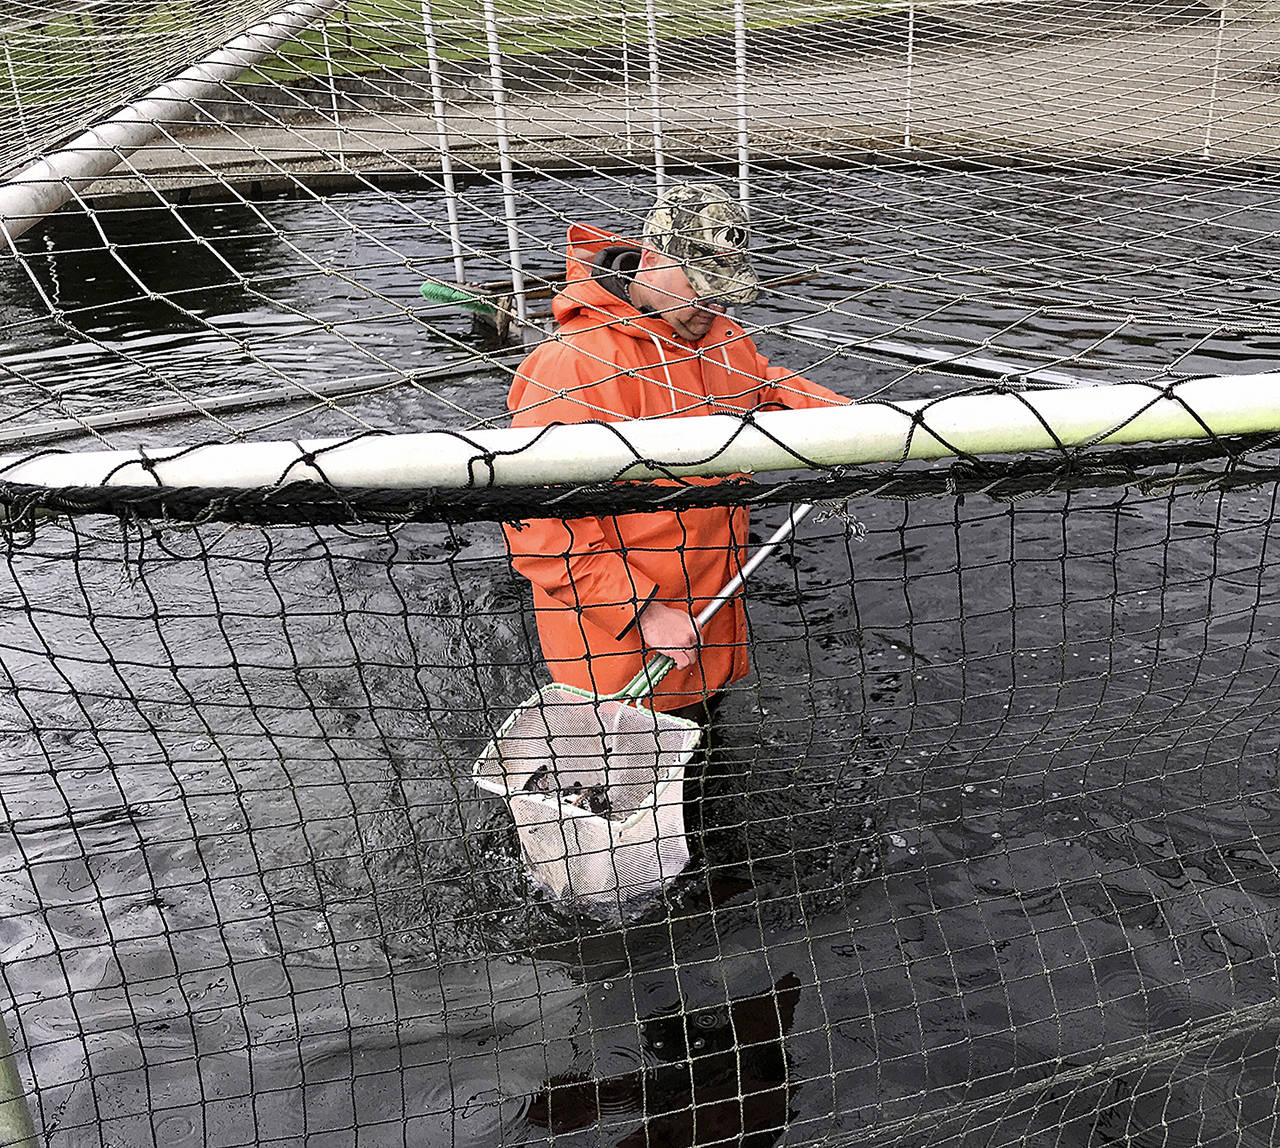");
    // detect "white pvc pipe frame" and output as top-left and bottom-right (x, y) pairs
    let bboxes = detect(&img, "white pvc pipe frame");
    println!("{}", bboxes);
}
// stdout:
(1, 377), (1275, 491)
(0, 0), (339, 244)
